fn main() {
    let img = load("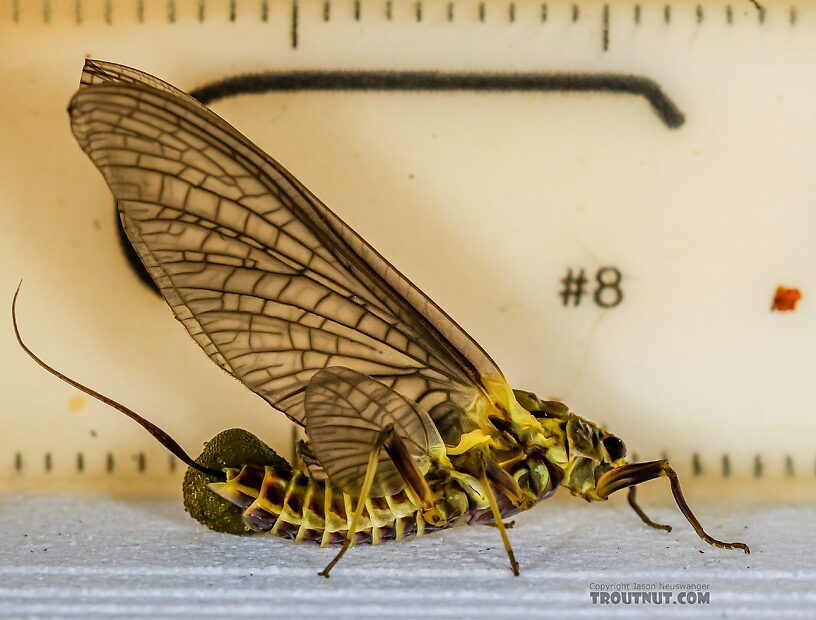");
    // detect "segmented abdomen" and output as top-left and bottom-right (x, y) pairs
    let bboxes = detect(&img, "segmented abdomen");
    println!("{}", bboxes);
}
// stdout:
(209, 450), (560, 545)
(209, 466), (435, 545)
